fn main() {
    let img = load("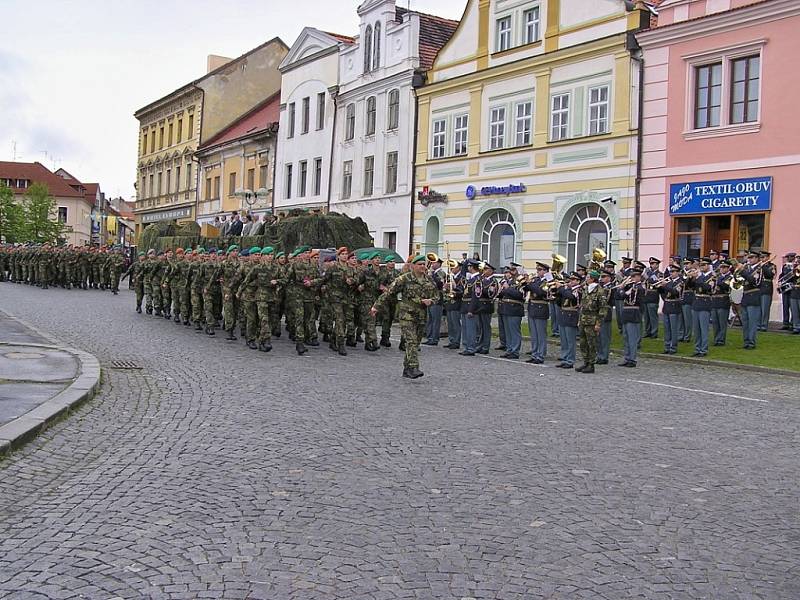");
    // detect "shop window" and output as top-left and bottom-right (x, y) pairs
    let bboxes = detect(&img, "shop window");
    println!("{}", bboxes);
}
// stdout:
(674, 217), (702, 259)
(736, 214), (765, 252)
